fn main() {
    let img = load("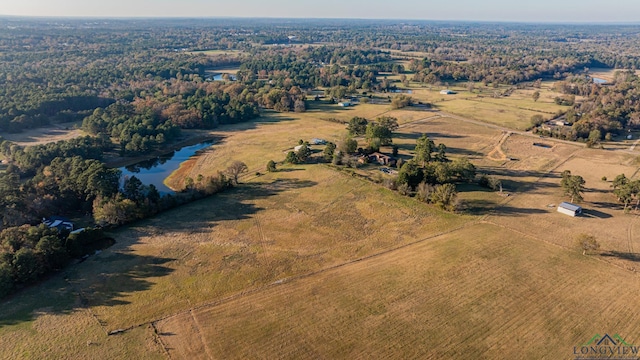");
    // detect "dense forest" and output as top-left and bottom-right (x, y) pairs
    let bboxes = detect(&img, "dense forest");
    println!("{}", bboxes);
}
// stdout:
(2, 17), (640, 297)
